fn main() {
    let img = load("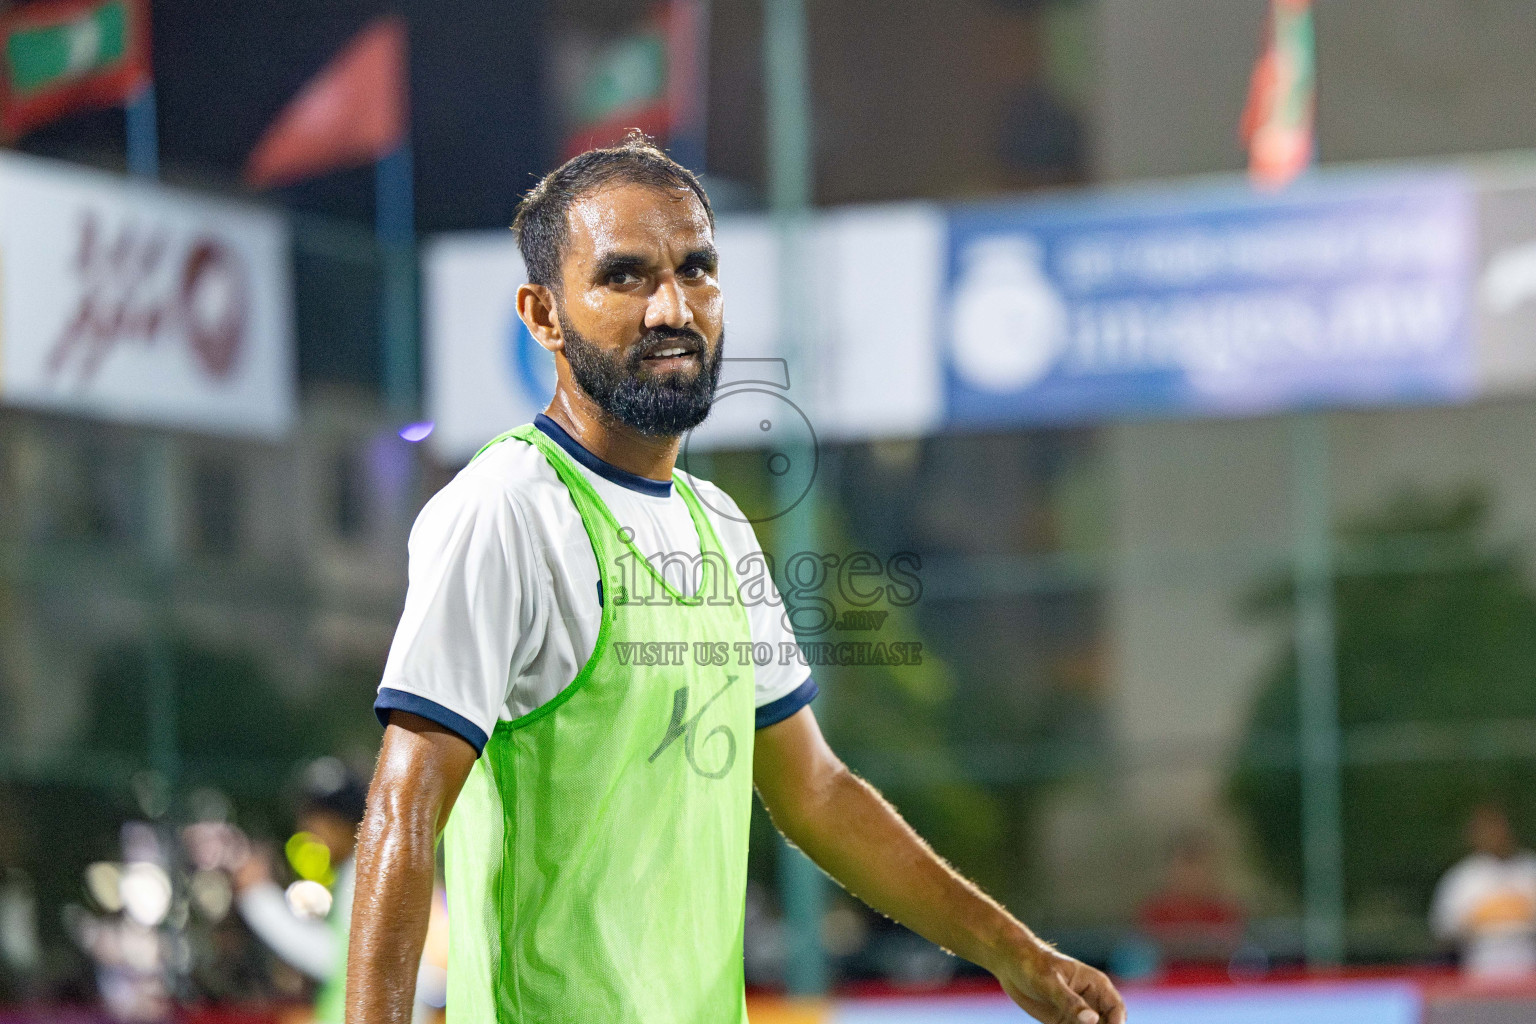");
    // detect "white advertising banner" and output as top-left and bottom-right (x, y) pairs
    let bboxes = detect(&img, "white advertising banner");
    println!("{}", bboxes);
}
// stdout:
(423, 206), (945, 462)
(422, 231), (537, 460)
(0, 153), (294, 437)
